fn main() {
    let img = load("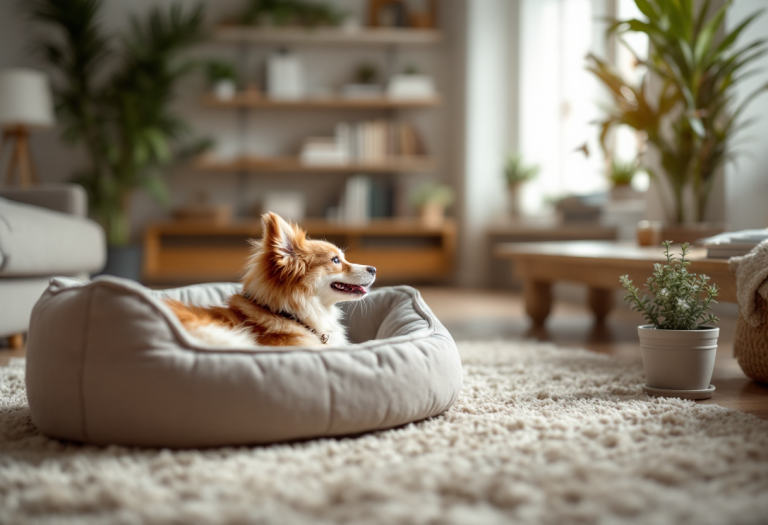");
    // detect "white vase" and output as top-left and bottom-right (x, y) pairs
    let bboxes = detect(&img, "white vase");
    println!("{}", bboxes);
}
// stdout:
(507, 183), (522, 217)
(213, 80), (236, 101)
(638, 325), (719, 391)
